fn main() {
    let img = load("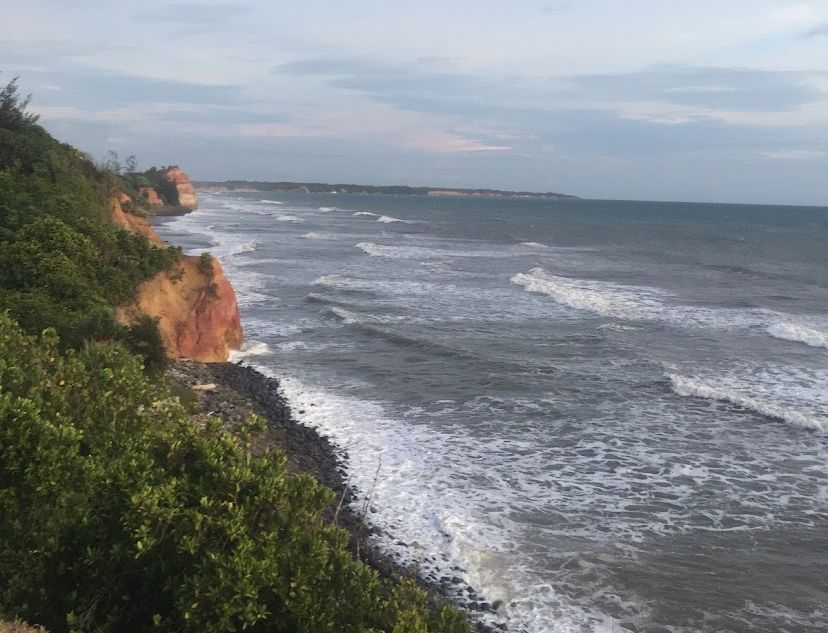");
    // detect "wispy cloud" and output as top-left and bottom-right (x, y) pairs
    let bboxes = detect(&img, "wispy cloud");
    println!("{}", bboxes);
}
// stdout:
(803, 22), (828, 37)
(760, 148), (827, 160)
